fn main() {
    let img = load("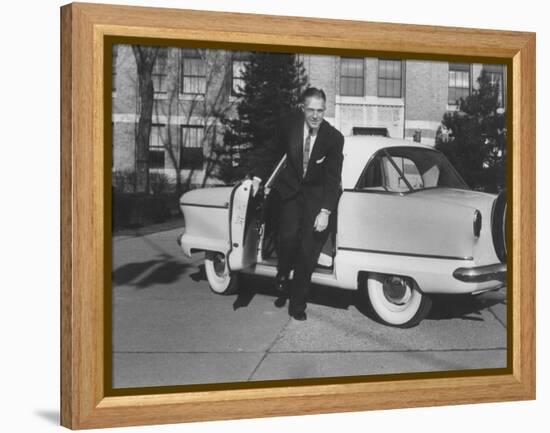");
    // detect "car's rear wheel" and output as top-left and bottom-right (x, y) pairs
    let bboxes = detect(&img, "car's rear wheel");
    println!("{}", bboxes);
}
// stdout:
(491, 190), (507, 263)
(365, 273), (432, 328)
(204, 252), (238, 295)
